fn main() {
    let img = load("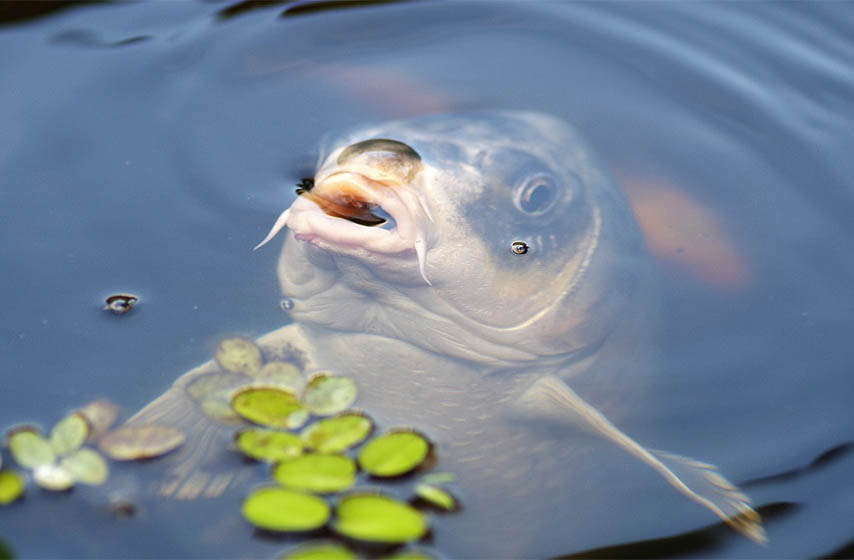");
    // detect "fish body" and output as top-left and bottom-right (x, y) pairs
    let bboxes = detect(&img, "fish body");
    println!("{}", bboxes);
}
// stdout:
(128, 112), (762, 554)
